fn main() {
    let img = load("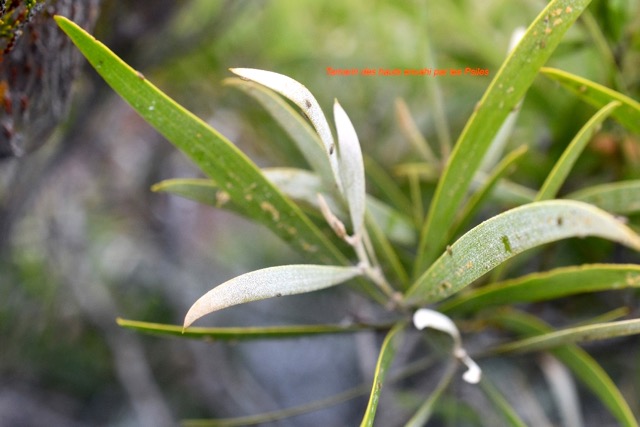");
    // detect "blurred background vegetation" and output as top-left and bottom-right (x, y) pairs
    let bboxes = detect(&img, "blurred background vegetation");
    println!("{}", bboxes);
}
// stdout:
(1, 0), (639, 425)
